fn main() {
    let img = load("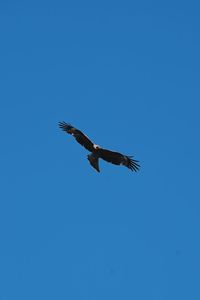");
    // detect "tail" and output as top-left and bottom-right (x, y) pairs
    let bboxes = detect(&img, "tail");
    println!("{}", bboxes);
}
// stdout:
(87, 153), (100, 173)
